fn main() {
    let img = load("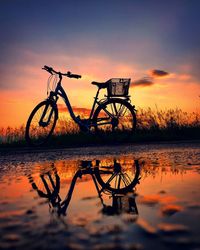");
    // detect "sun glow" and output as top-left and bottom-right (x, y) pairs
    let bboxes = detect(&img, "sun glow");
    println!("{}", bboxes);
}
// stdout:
(0, 53), (199, 128)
